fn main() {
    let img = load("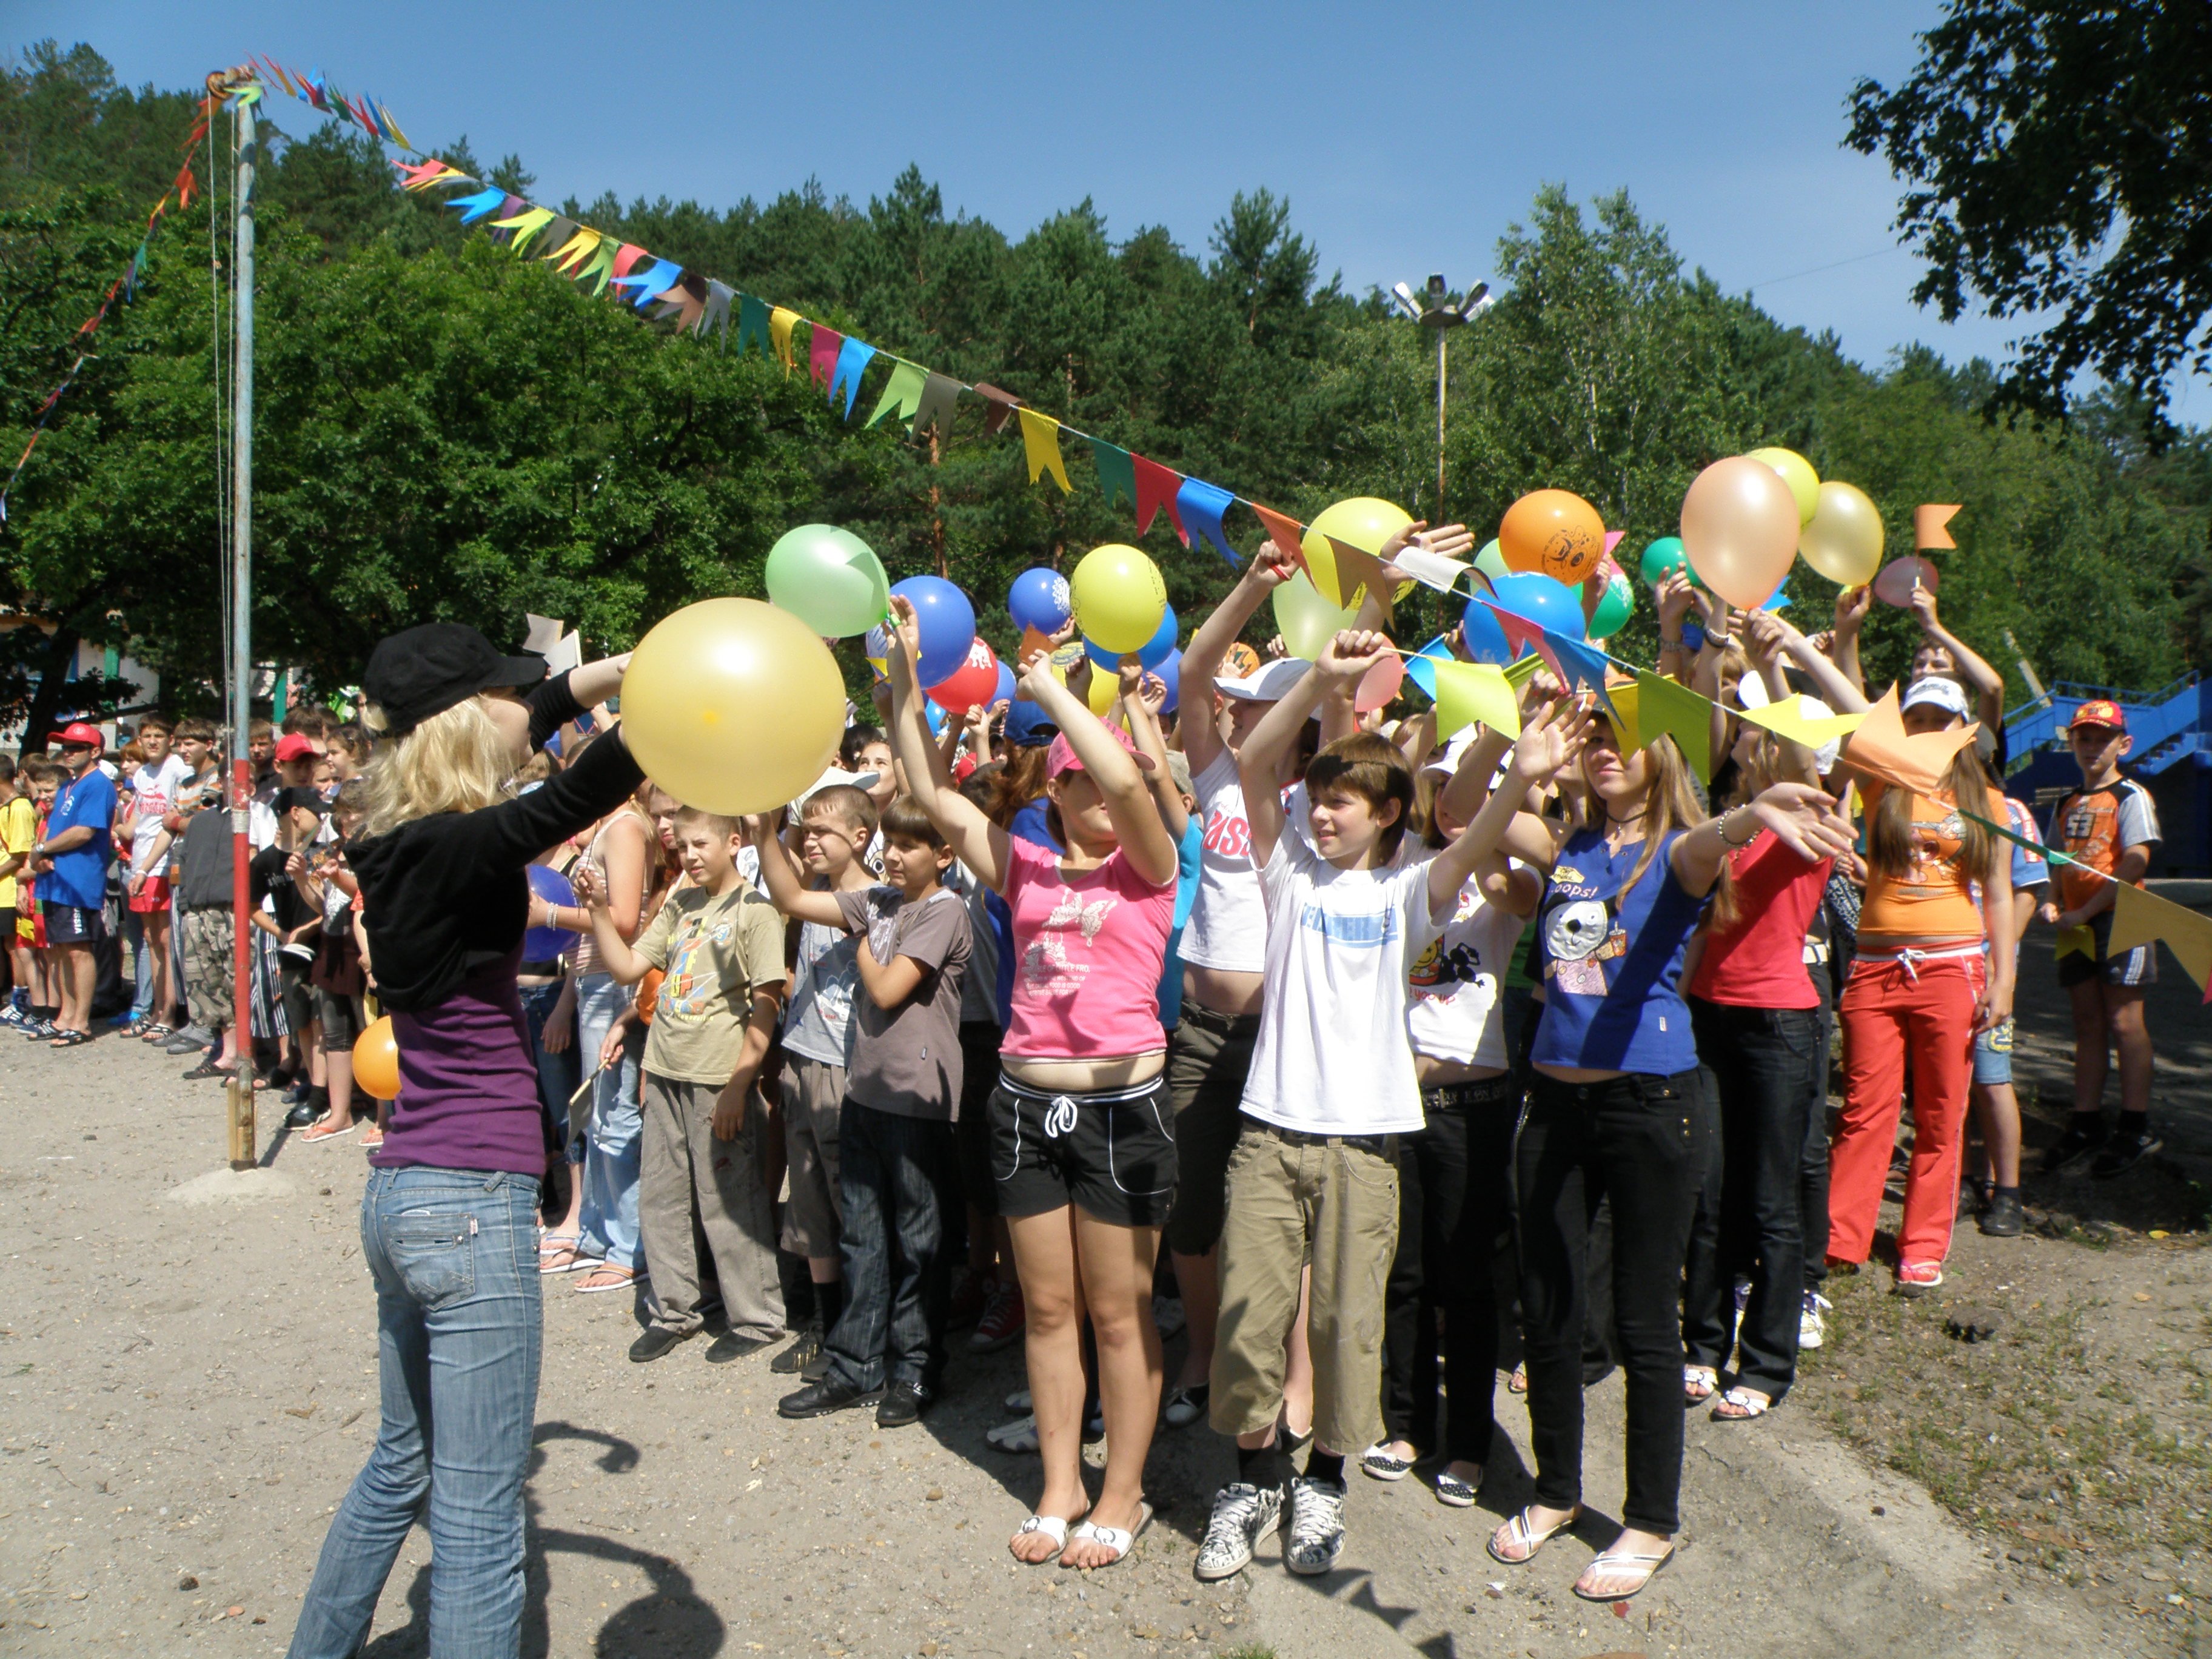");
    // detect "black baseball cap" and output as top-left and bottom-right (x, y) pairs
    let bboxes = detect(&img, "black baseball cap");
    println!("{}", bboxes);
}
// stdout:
(363, 623), (546, 737)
